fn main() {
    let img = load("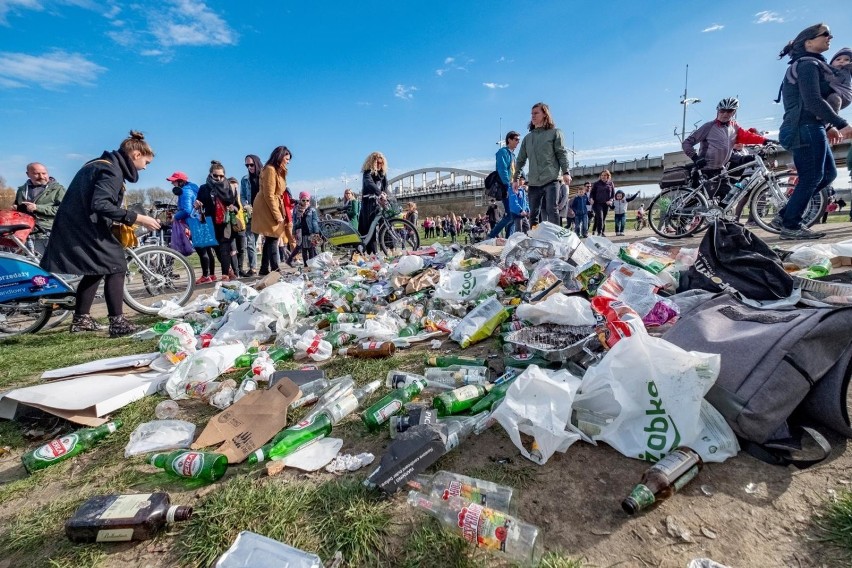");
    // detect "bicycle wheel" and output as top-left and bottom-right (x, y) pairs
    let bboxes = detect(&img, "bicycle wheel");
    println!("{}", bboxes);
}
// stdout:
(749, 178), (826, 232)
(378, 218), (420, 255)
(124, 246), (195, 315)
(0, 301), (52, 337)
(647, 187), (709, 239)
